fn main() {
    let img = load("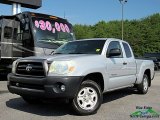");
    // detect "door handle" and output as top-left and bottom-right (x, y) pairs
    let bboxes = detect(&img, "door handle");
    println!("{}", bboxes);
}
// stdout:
(123, 62), (127, 65)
